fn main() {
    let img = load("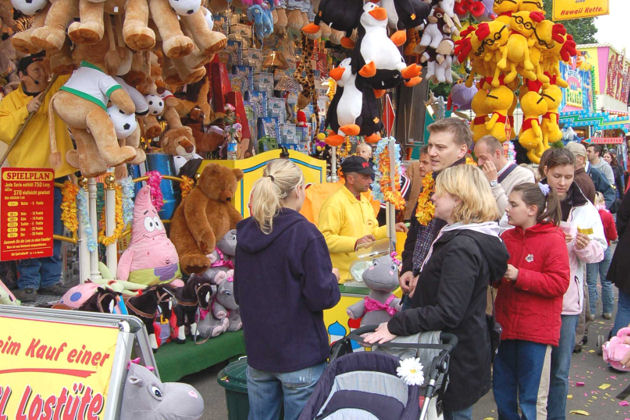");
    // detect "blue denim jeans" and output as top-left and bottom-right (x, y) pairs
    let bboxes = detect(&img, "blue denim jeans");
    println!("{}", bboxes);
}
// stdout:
(547, 315), (579, 420)
(586, 247), (614, 315)
(247, 362), (326, 420)
(443, 406), (472, 420)
(612, 288), (630, 336)
(17, 183), (63, 290)
(493, 340), (550, 420)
